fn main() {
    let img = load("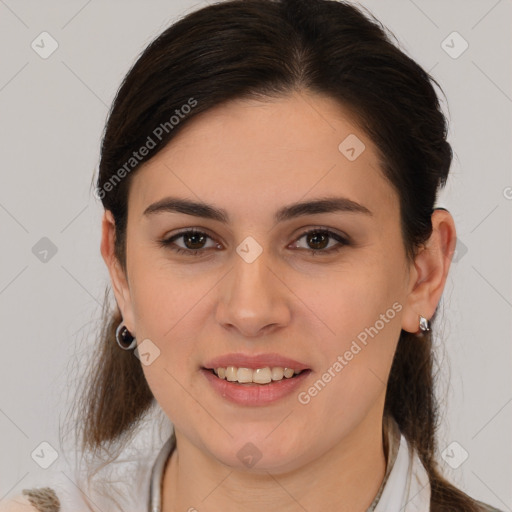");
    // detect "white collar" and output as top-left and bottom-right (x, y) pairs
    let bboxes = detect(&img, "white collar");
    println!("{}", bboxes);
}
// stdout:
(149, 431), (175, 512)
(374, 431), (431, 511)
